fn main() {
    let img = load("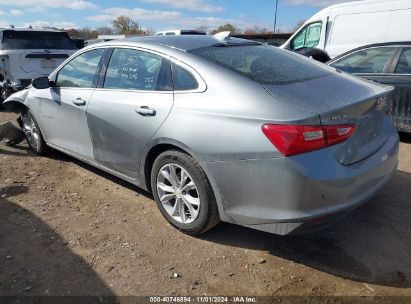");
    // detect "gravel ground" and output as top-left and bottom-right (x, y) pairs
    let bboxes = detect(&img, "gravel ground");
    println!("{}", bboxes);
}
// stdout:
(1, 112), (411, 300)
